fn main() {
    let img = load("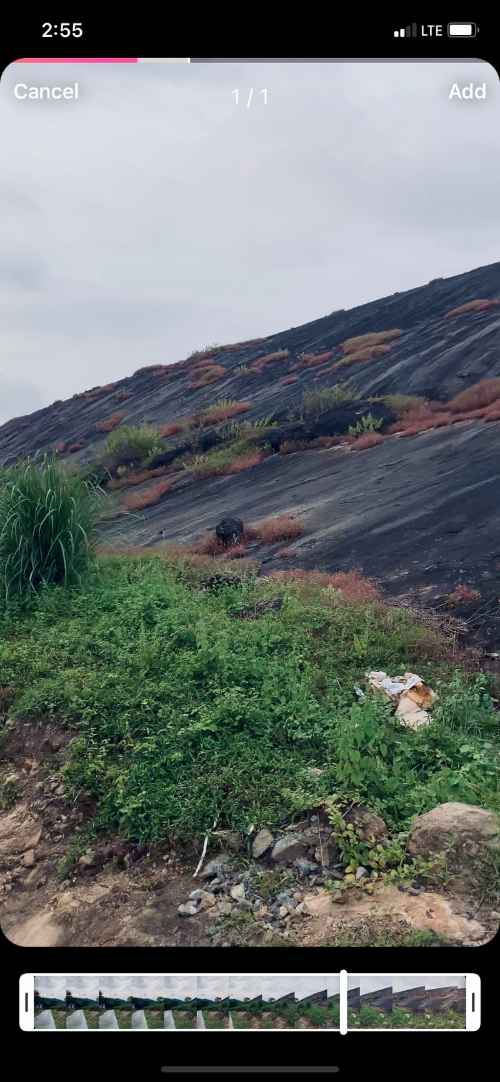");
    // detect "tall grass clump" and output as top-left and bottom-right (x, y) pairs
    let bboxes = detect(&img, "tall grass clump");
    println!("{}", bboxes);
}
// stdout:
(0, 456), (99, 600)
(300, 384), (356, 419)
(102, 425), (163, 470)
